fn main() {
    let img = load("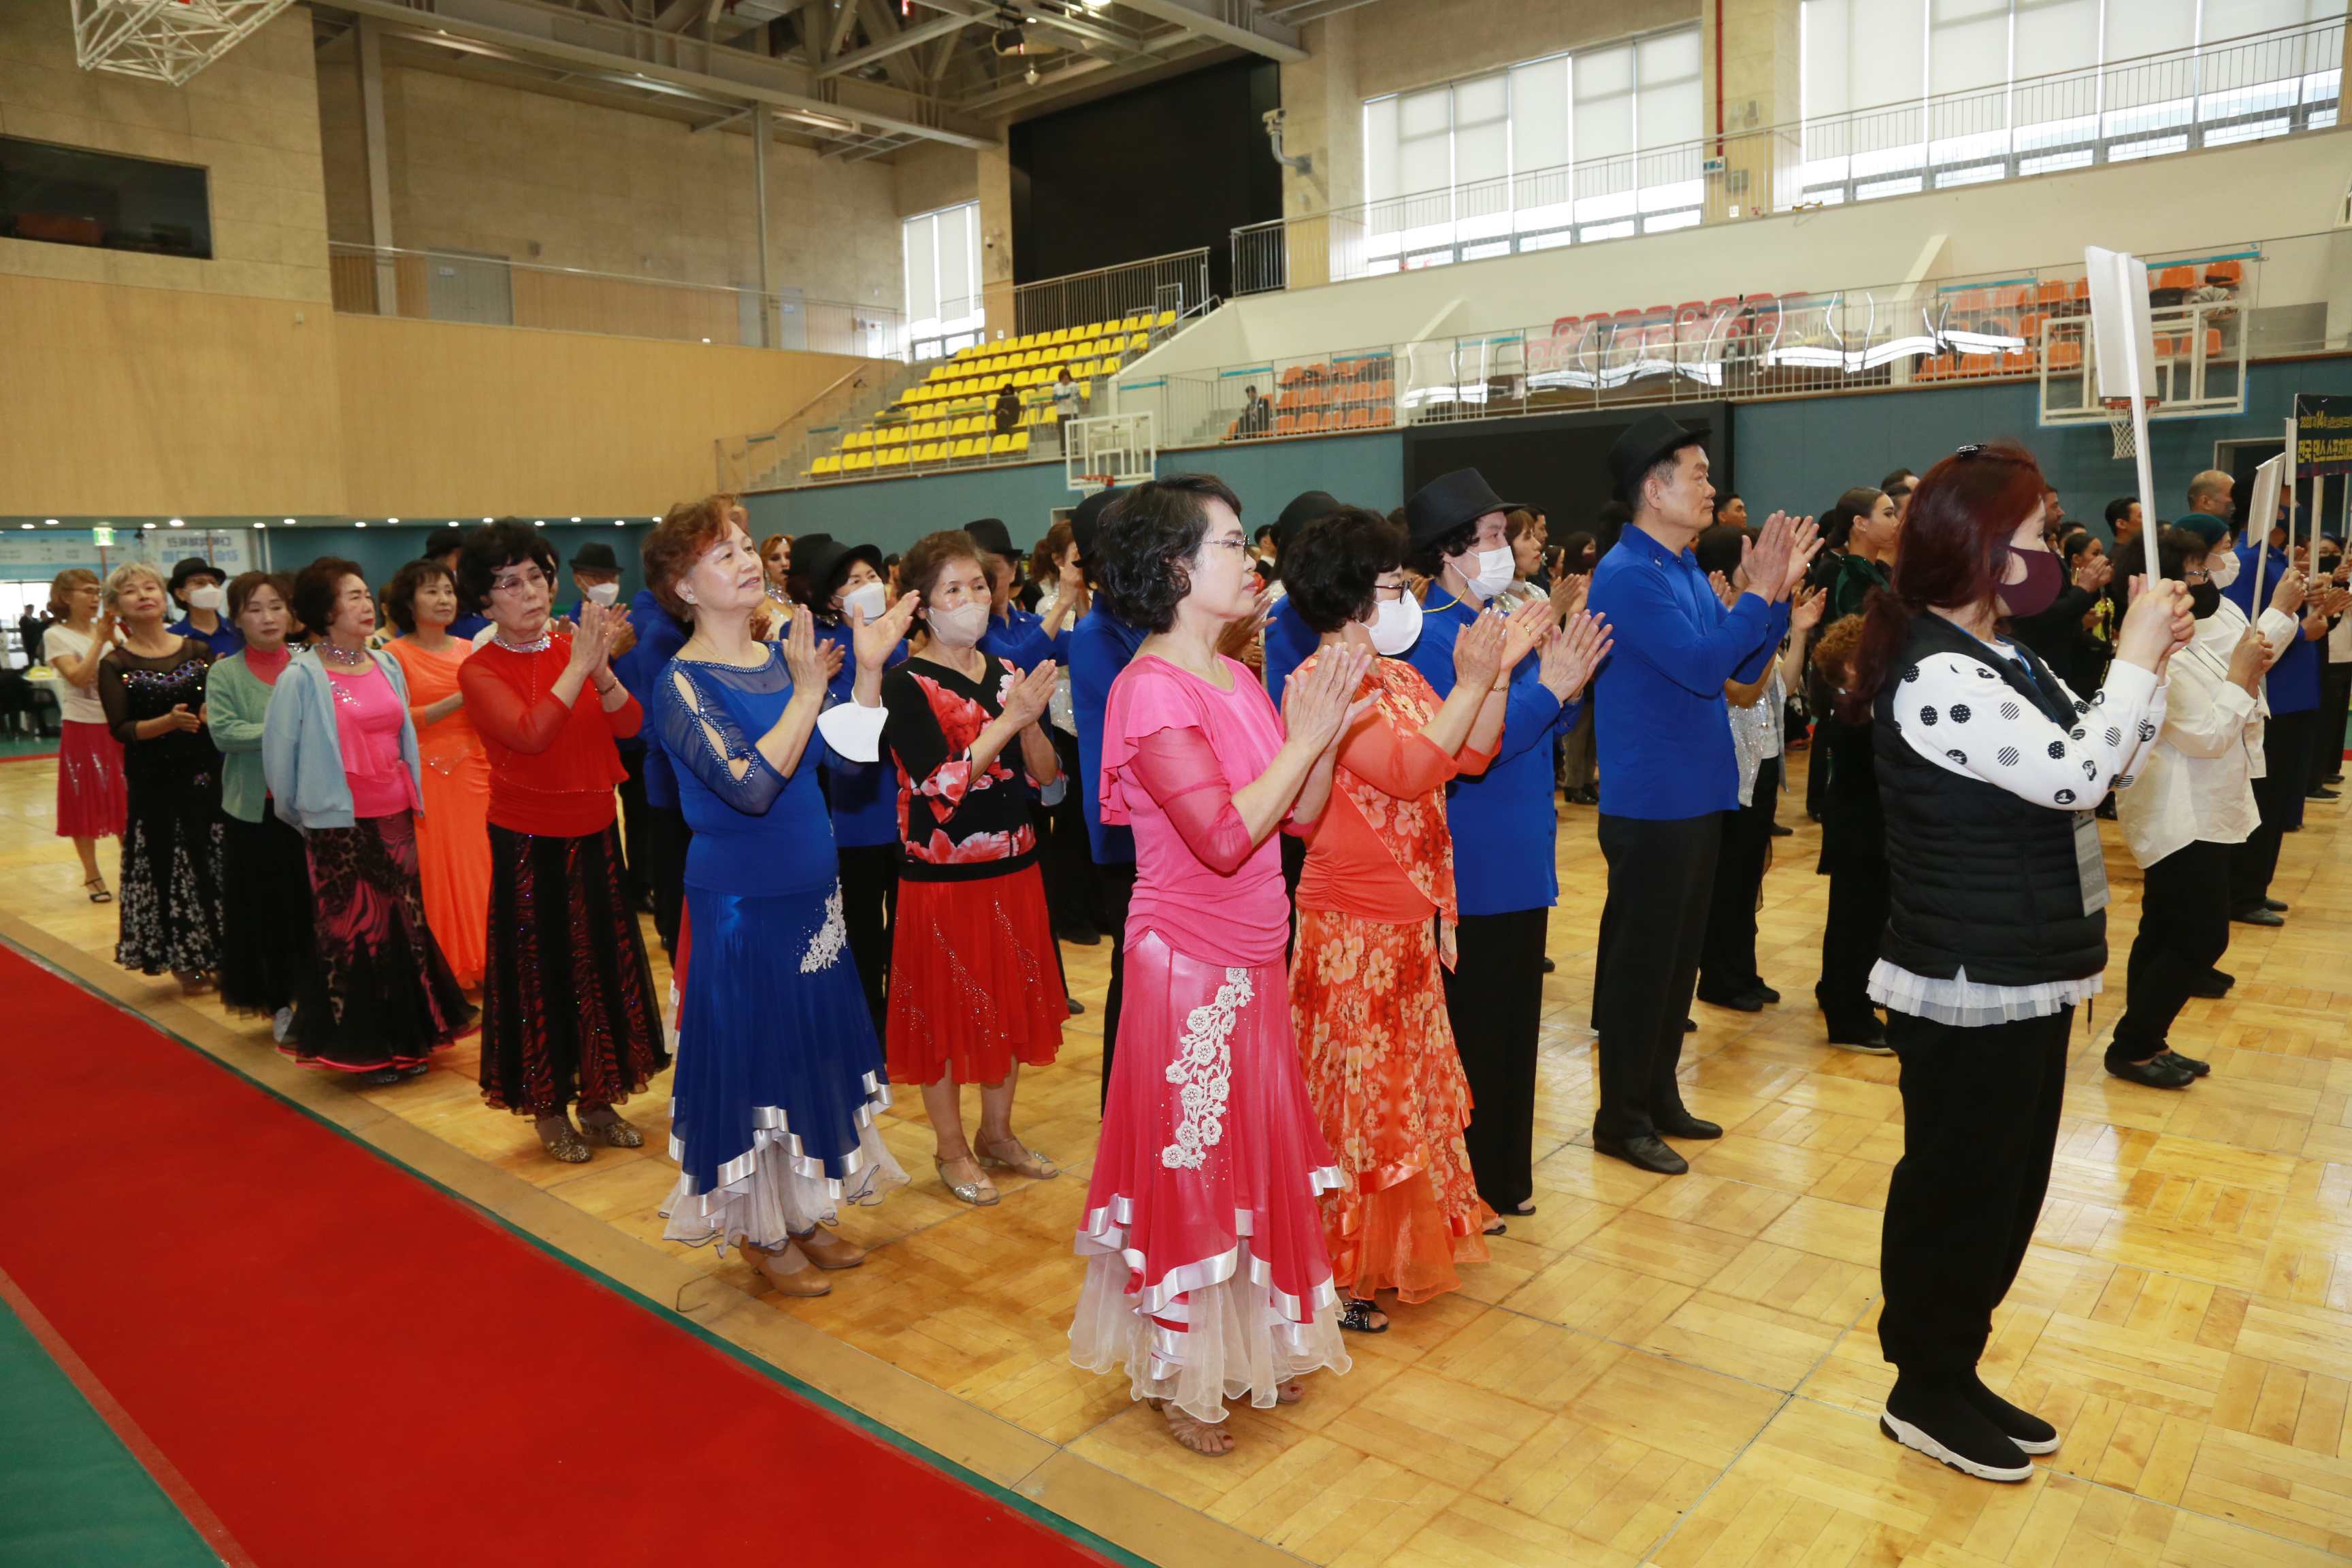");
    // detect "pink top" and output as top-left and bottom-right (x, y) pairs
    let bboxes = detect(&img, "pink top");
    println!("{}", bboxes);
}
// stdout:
(243, 645), (291, 687)
(327, 664), (417, 819)
(1099, 653), (1291, 967)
